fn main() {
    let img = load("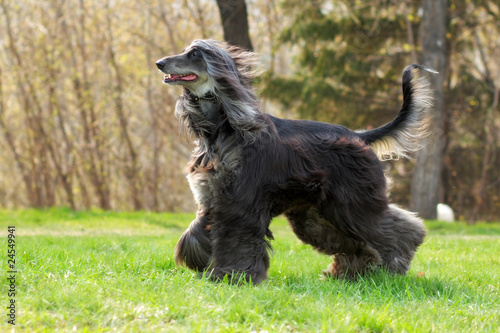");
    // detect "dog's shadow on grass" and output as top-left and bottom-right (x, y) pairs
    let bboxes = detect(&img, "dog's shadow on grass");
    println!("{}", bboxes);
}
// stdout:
(359, 272), (468, 301)
(270, 270), (474, 303)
